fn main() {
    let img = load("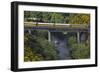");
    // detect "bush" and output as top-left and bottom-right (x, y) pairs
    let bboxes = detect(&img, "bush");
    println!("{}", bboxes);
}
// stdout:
(36, 37), (59, 60)
(24, 30), (59, 62)
(68, 36), (90, 59)
(68, 36), (77, 47)
(71, 43), (90, 59)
